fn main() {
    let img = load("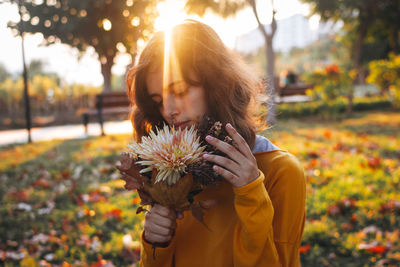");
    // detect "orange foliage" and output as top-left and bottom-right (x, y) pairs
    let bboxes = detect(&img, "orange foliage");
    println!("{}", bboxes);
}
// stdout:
(299, 244), (312, 254)
(104, 209), (123, 221)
